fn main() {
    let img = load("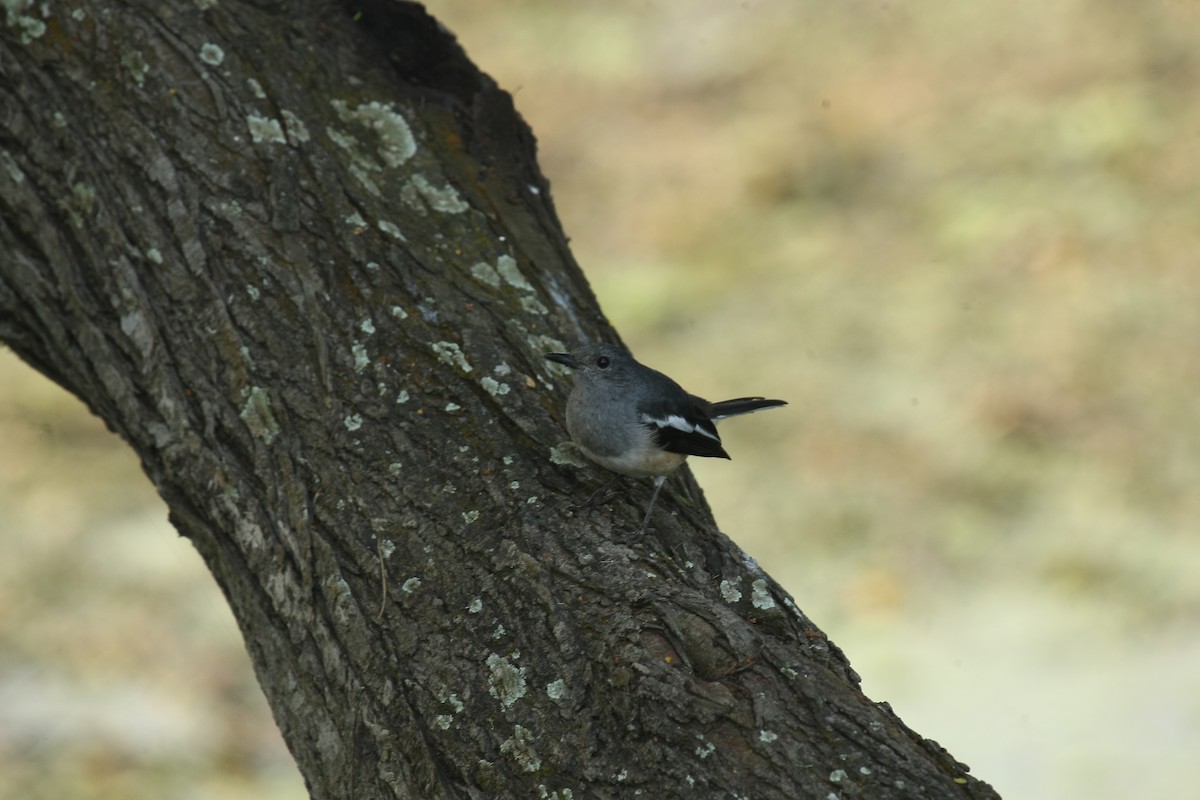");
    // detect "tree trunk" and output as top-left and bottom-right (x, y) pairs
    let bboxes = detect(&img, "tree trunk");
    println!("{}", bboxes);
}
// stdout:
(0, 1), (999, 797)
